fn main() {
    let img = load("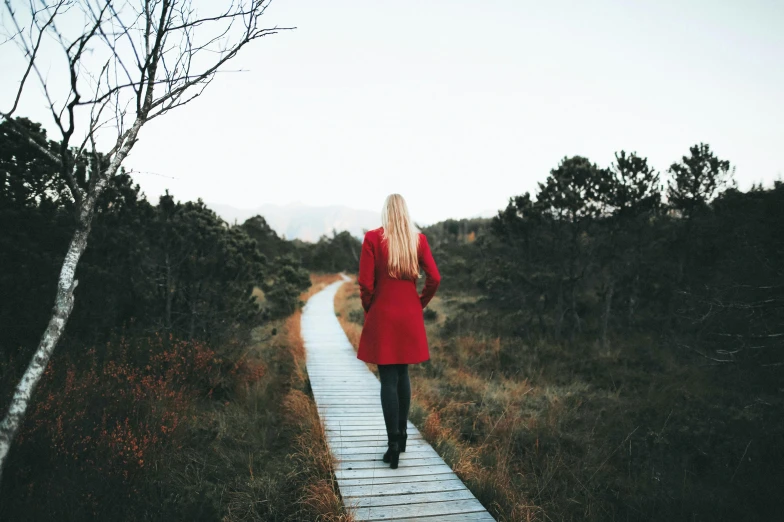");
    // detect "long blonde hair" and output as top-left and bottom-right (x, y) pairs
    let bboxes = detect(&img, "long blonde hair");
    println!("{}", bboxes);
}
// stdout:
(381, 194), (420, 279)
